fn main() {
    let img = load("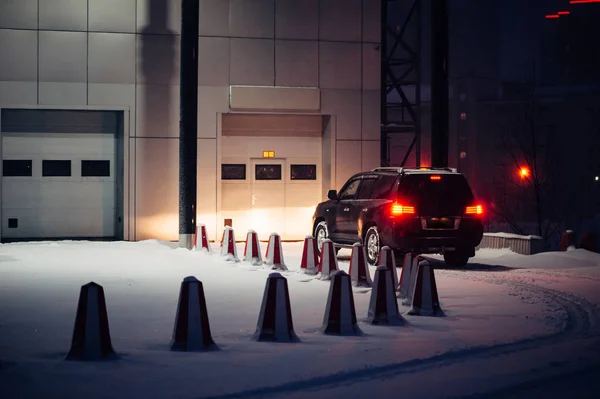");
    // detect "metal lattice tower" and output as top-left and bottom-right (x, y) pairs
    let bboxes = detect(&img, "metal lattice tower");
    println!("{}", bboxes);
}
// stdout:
(381, 0), (422, 167)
